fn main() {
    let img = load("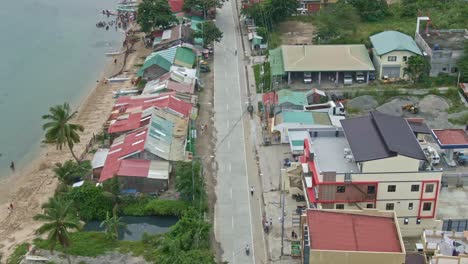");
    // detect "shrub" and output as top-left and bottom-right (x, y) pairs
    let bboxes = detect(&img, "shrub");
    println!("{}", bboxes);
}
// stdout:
(62, 182), (114, 221)
(145, 200), (189, 216)
(7, 243), (29, 264)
